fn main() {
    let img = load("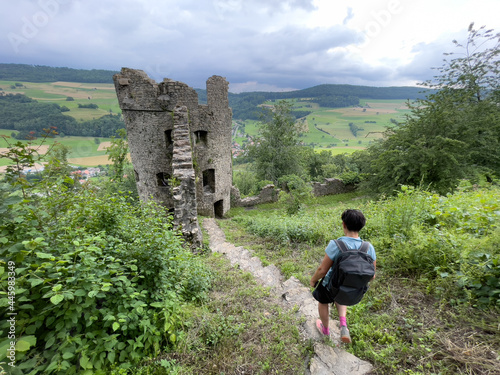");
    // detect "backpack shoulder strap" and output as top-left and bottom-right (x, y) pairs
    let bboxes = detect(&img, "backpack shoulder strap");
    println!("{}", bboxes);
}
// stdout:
(358, 241), (370, 253)
(334, 239), (349, 253)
